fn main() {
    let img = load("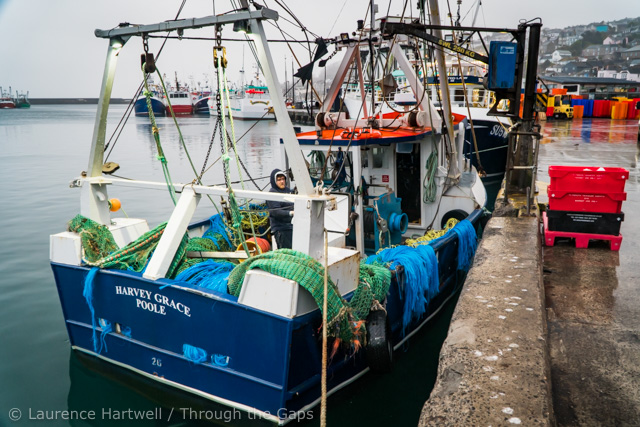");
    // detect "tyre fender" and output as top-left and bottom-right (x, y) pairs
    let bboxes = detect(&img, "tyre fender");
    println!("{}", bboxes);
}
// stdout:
(365, 309), (393, 373)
